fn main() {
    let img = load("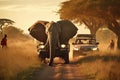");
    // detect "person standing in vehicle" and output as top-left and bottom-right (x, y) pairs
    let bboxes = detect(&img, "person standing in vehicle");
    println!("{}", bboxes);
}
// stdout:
(1, 34), (7, 48)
